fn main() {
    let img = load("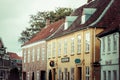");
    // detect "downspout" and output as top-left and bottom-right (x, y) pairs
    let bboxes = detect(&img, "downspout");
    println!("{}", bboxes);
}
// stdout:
(94, 27), (96, 80)
(94, 27), (96, 63)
